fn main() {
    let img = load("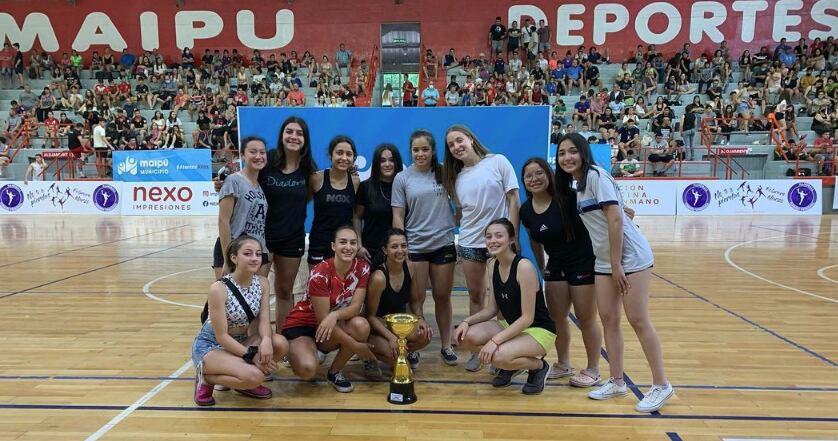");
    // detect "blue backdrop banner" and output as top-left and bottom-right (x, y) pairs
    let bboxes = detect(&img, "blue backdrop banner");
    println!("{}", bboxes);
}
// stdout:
(112, 149), (212, 182)
(238, 106), (551, 258)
